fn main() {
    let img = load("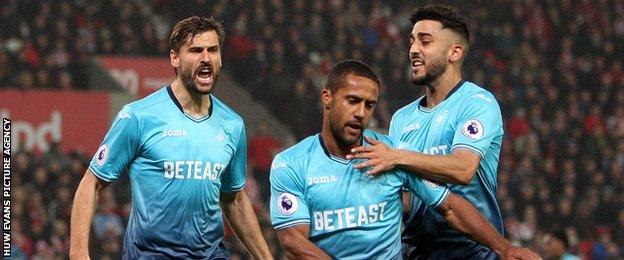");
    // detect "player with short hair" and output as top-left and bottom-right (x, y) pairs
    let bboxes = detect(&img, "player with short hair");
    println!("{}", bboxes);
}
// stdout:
(347, 5), (512, 259)
(70, 16), (272, 259)
(270, 60), (539, 259)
